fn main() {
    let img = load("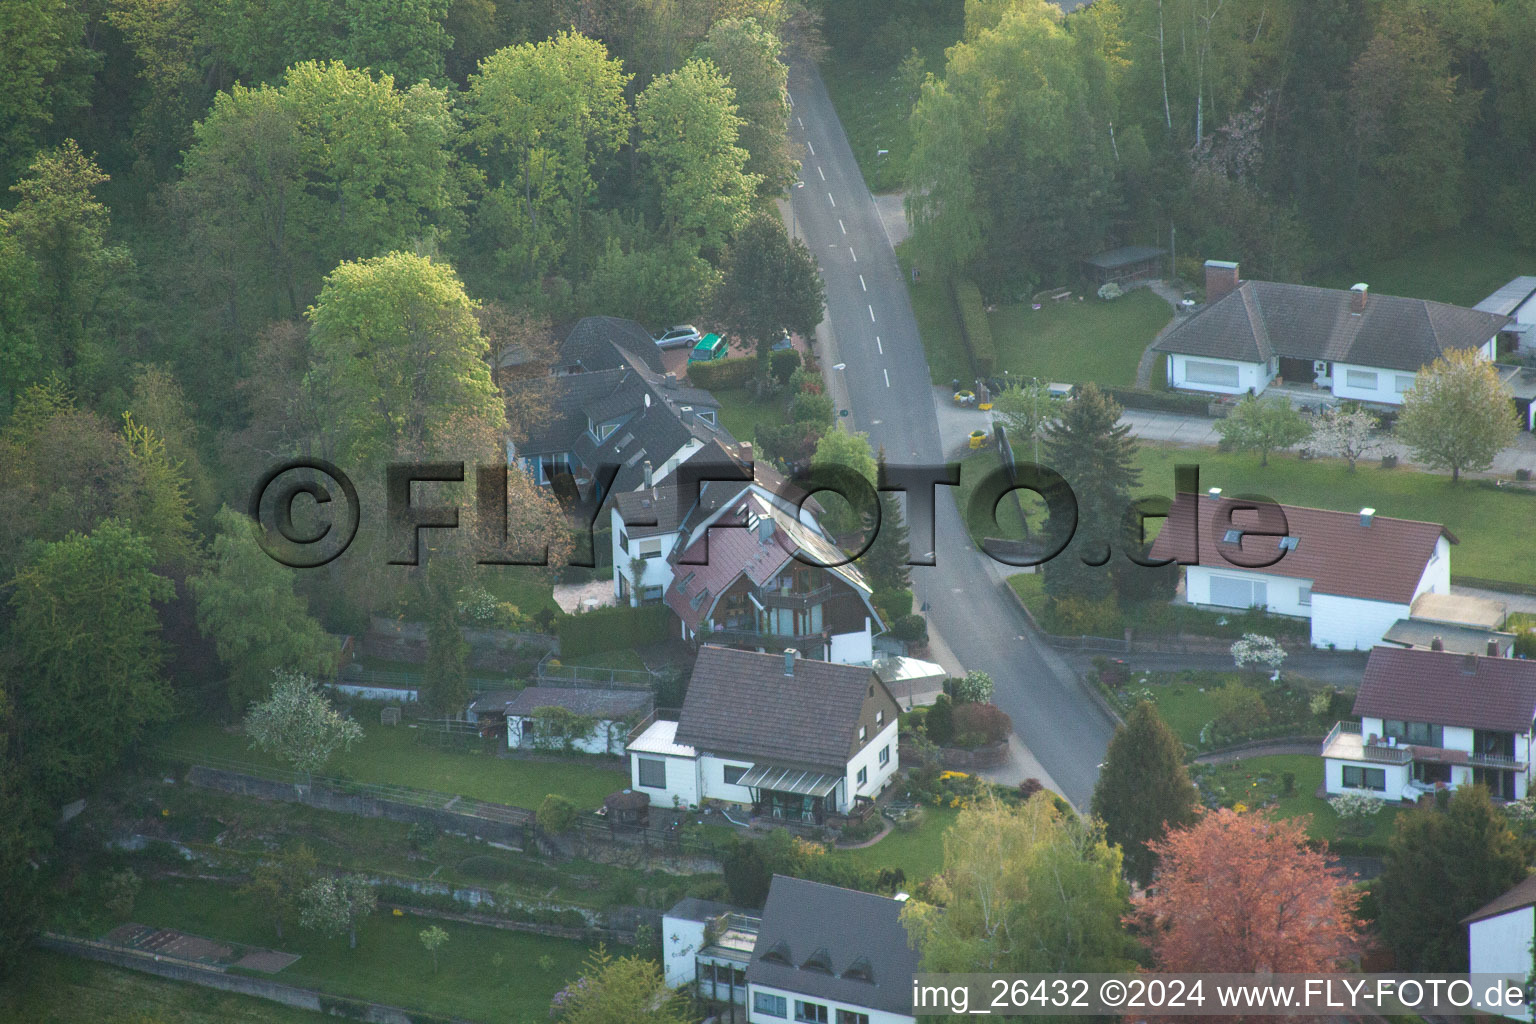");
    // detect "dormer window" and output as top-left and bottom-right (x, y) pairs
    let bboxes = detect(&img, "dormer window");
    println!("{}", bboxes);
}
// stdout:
(800, 947), (833, 974)
(841, 956), (874, 984)
(762, 941), (792, 966)
(590, 418), (617, 442)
